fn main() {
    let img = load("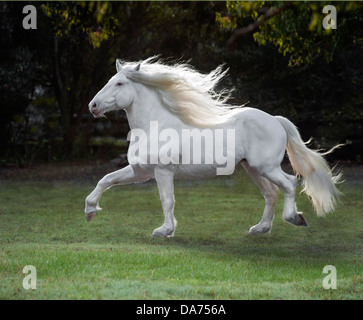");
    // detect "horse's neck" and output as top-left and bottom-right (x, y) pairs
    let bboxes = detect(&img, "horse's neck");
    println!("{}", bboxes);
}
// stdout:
(126, 83), (180, 131)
